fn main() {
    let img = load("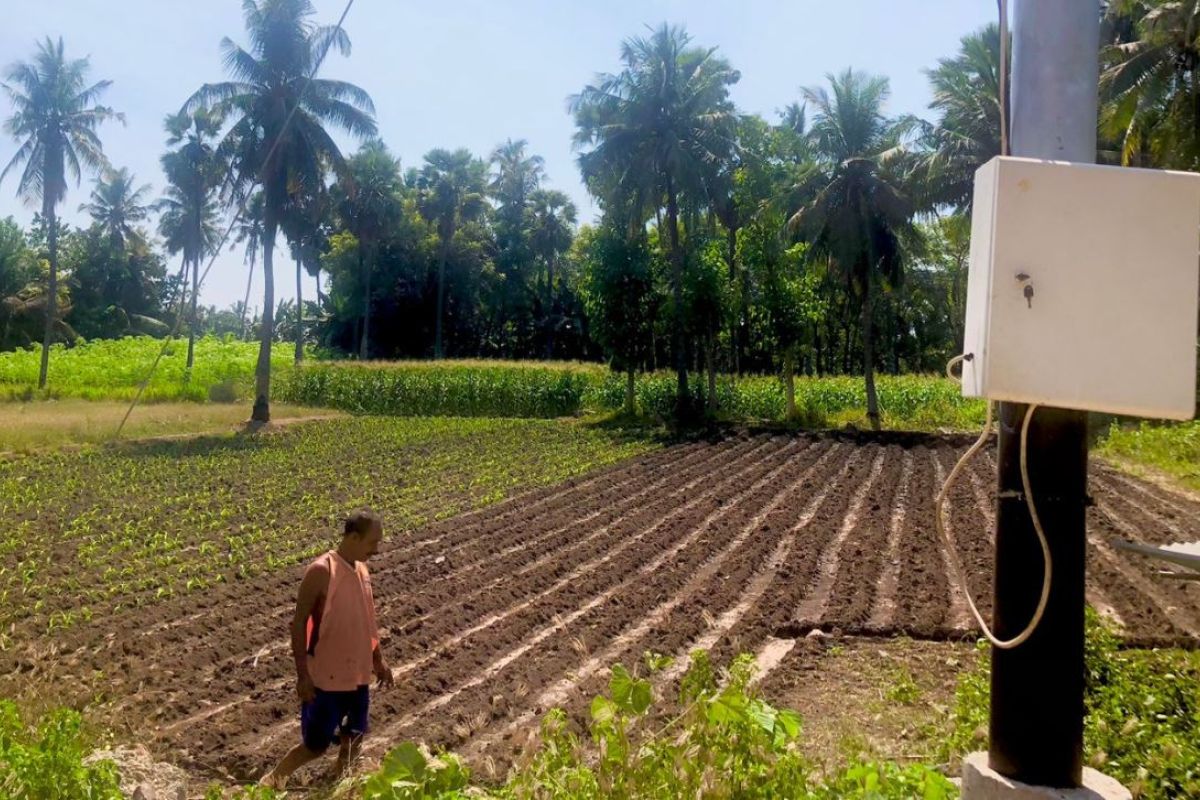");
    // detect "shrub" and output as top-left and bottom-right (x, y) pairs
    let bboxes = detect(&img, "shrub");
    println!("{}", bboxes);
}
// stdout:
(370, 650), (957, 799)
(0, 700), (123, 800)
(945, 610), (1200, 799)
